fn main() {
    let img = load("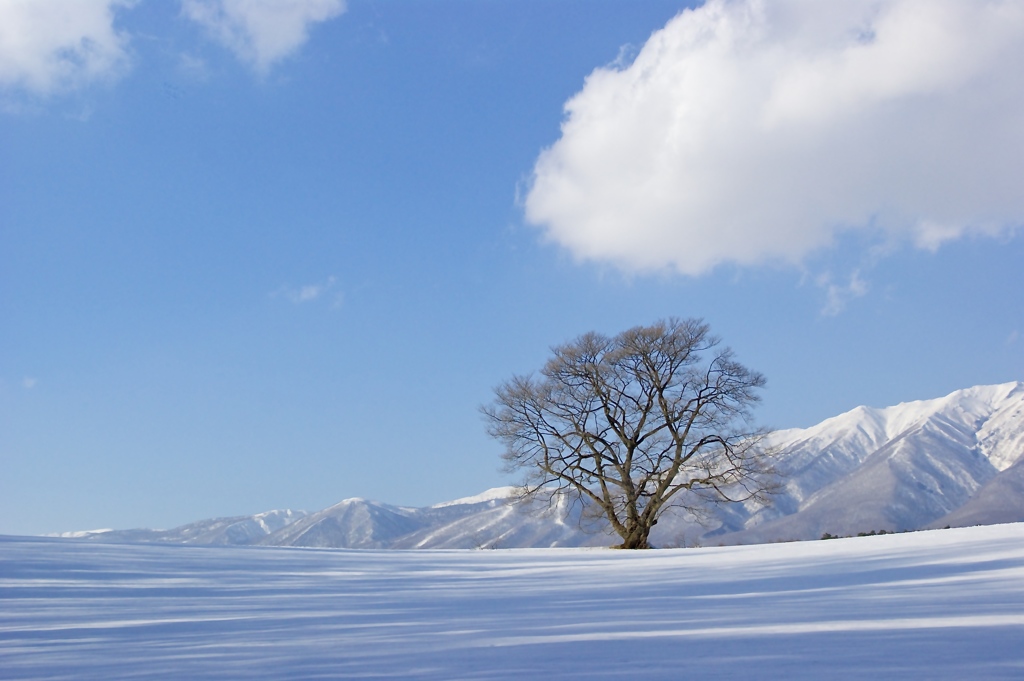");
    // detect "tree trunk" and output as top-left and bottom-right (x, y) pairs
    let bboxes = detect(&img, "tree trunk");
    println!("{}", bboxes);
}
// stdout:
(614, 523), (652, 549)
